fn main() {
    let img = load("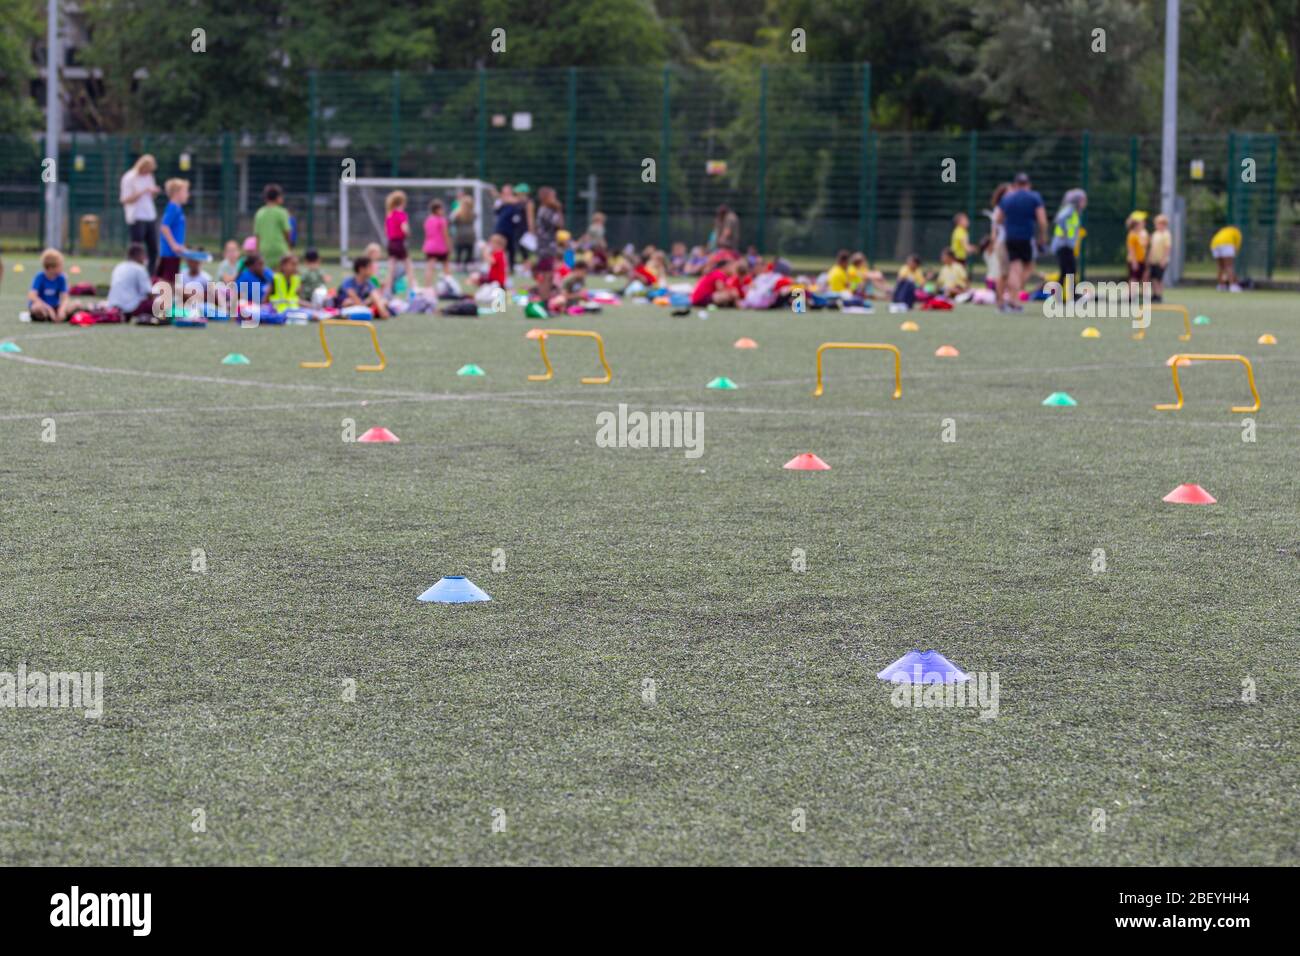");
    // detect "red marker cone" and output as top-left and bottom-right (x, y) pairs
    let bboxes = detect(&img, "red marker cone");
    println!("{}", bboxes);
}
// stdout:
(358, 427), (400, 443)
(734, 337), (758, 349)
(1163, 483), (1216, 505)
(784, 453), (830, 471)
